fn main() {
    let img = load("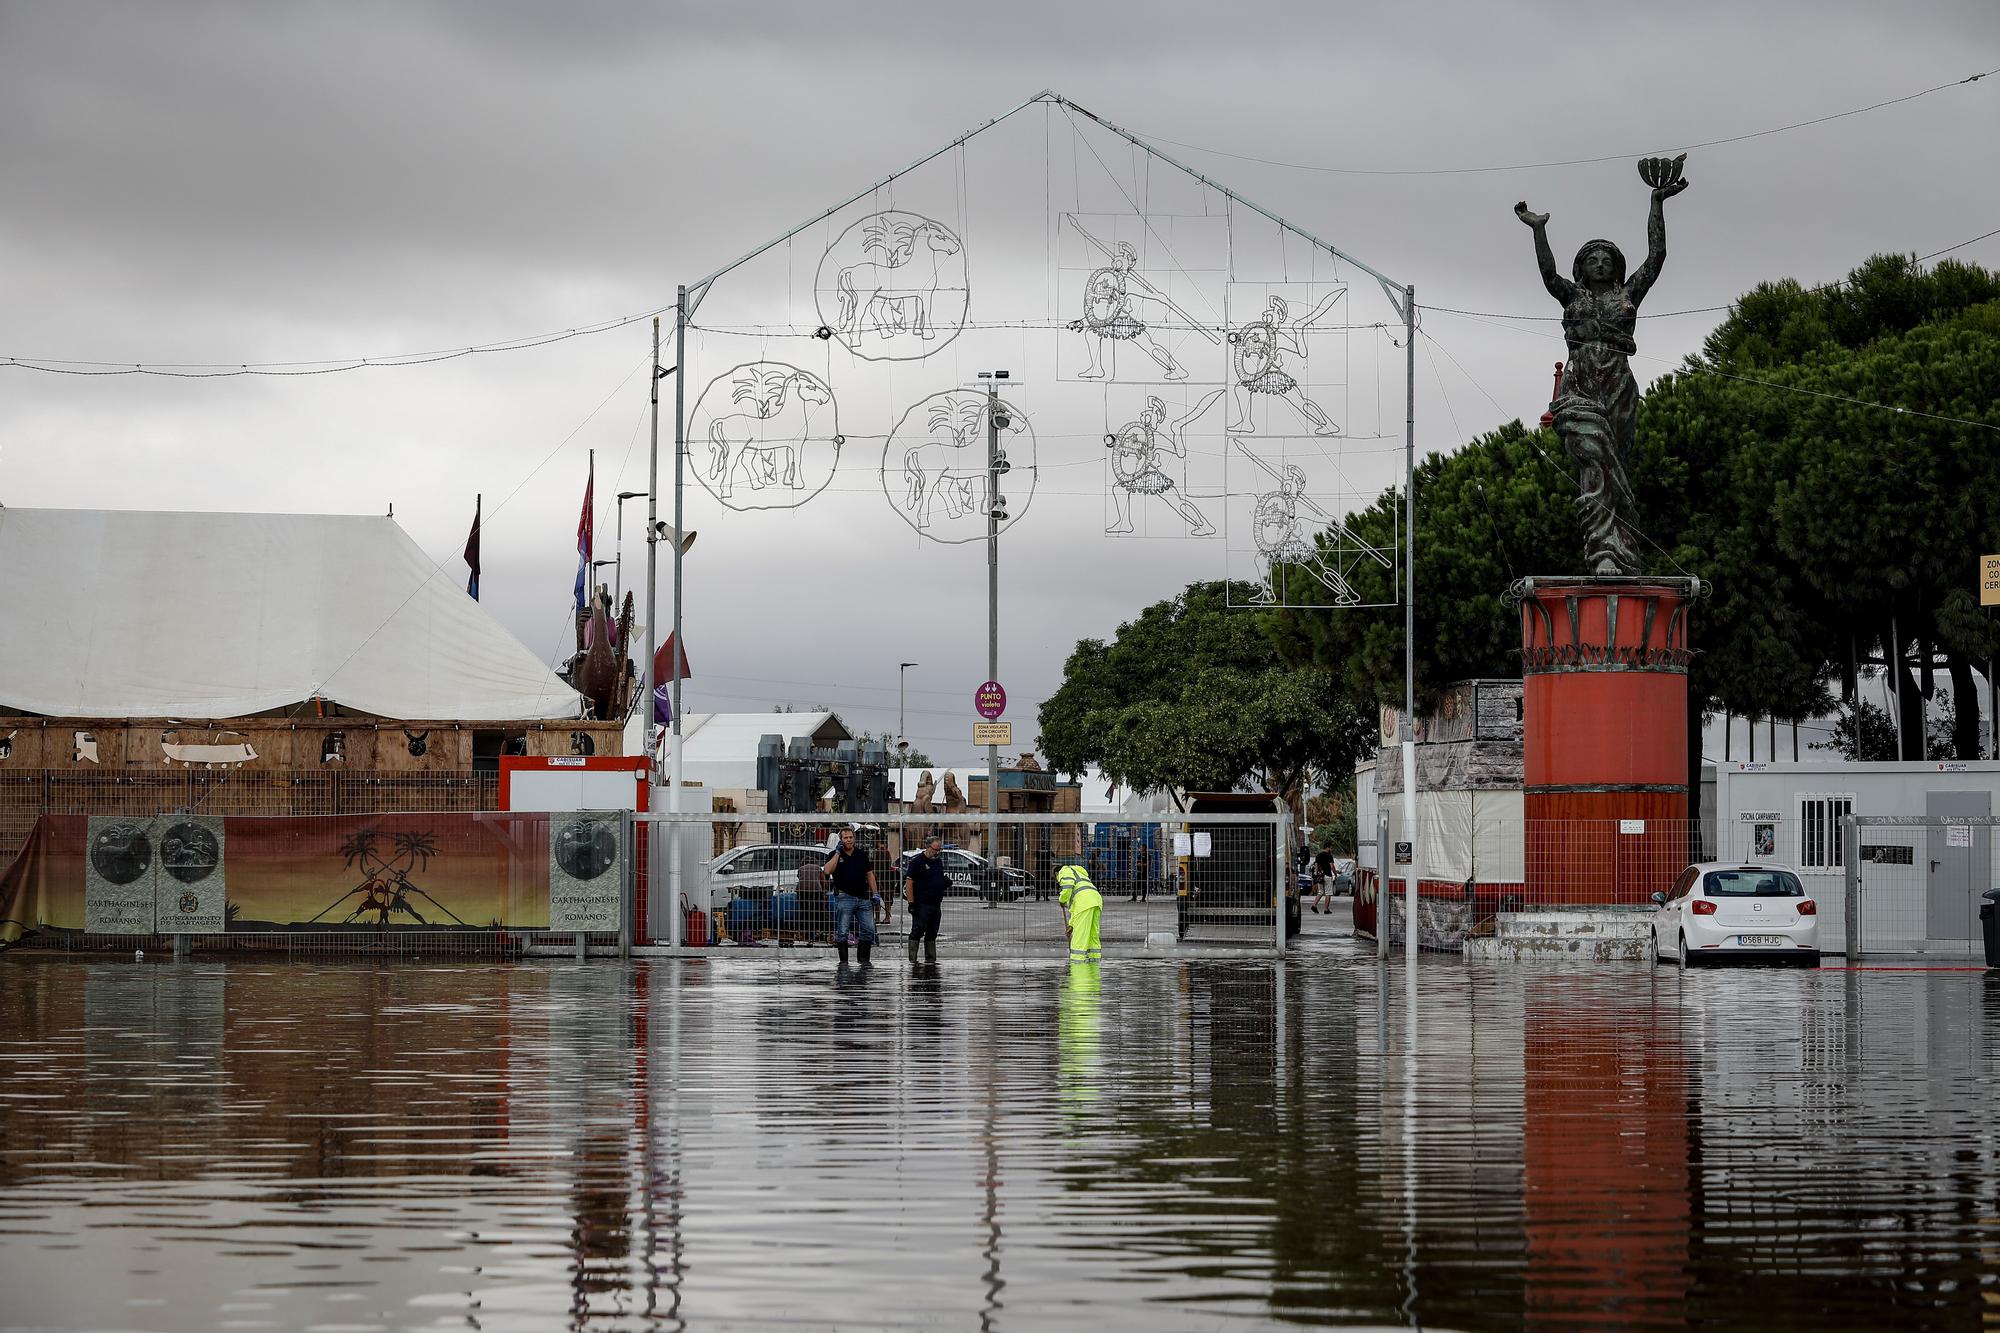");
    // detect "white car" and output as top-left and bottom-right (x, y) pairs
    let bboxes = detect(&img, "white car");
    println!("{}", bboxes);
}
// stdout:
(1651, 862), (1820, 967)
(706, 844), (828, 900)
